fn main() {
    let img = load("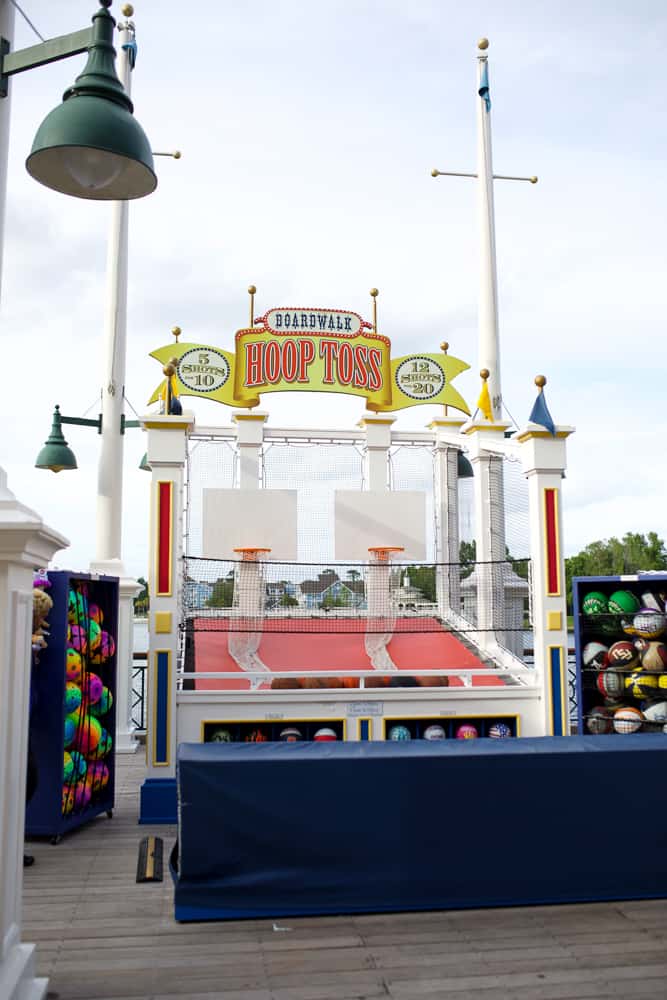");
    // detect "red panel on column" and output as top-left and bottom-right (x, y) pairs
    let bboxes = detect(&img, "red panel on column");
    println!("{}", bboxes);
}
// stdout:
(545, 488), (560, 596)
(157, 482), (172, 596)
